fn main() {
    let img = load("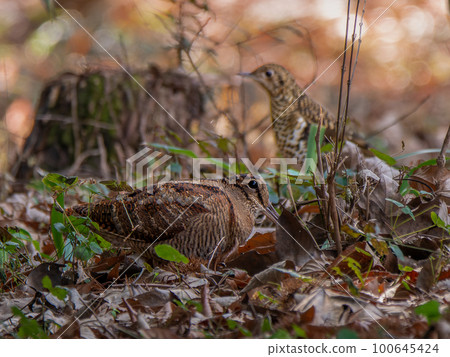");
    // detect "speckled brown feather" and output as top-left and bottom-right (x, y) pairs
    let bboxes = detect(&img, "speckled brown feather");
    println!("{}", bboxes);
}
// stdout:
(66, 175), (273, 260)
(243, 64), (368, 160)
